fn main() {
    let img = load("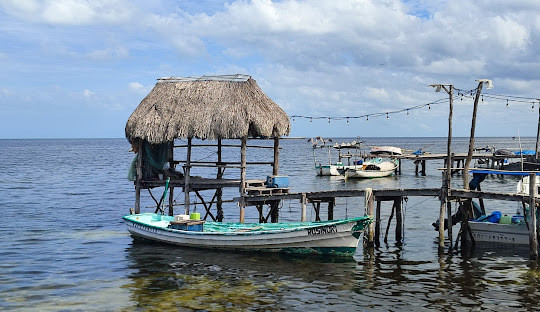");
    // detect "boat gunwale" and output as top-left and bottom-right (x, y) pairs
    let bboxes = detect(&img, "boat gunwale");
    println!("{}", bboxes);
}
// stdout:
(123, 213), (370, 236)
